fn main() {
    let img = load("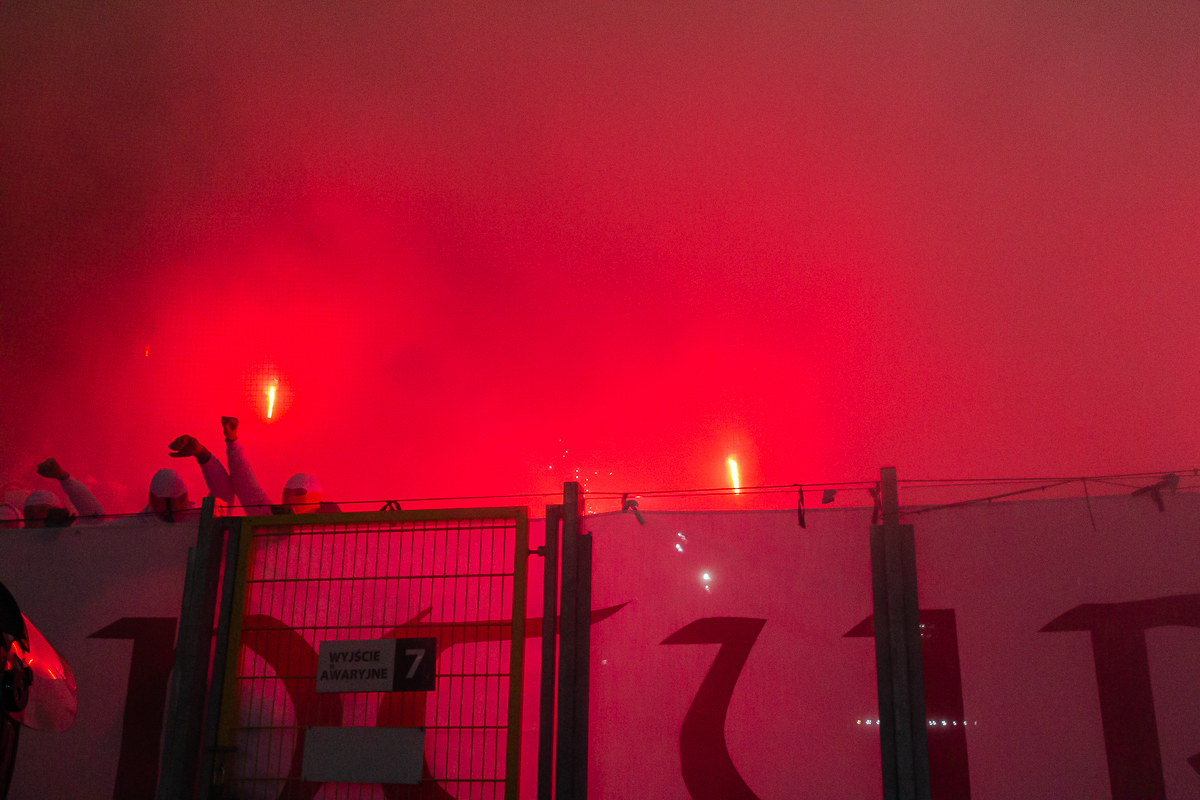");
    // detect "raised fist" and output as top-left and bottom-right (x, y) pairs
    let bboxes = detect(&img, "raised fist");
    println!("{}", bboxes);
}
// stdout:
(168, 434), (209, 462)
(221, 416), (239, 442)
(35, 457), (69, 481)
